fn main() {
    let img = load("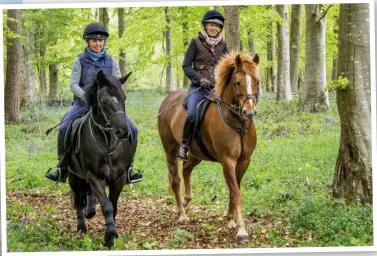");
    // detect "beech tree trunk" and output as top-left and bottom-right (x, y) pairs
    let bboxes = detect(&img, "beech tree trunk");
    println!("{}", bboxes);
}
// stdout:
(333, 3), (371, 204)
(289, 4), (302, 96)
(302, 4), (329, 112)
(276, 5), (292, 100)
(224, 6), (240, 51)
(5, 9), (22, 123)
